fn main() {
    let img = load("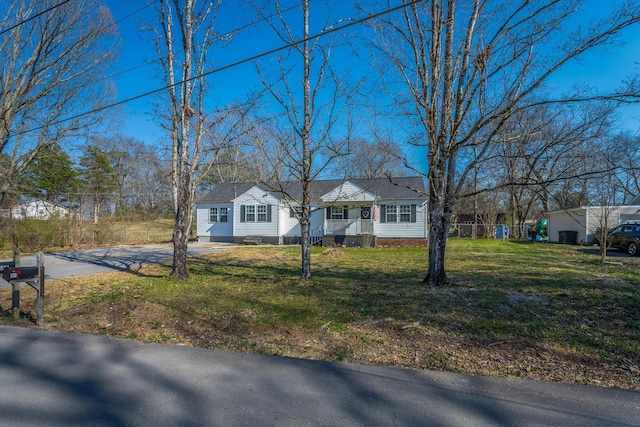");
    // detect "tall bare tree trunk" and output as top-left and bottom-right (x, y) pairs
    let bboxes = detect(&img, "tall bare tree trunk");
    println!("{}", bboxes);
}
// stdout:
(372, 0), (640, 286)
(300, 0), (312, 280)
